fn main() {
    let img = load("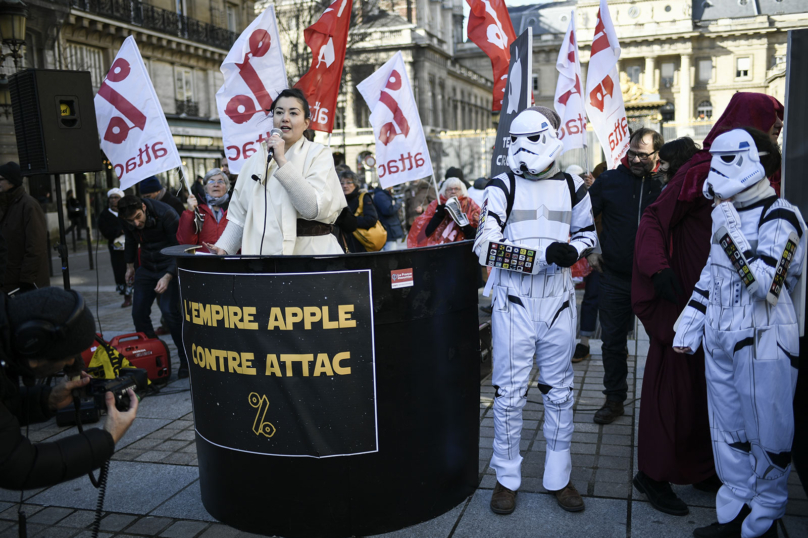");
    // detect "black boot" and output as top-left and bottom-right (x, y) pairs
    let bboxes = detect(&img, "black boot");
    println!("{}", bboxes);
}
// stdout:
(594, 400), (624, 424)
(692, 505), (751, 538)
(633, 471), (688, 516)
